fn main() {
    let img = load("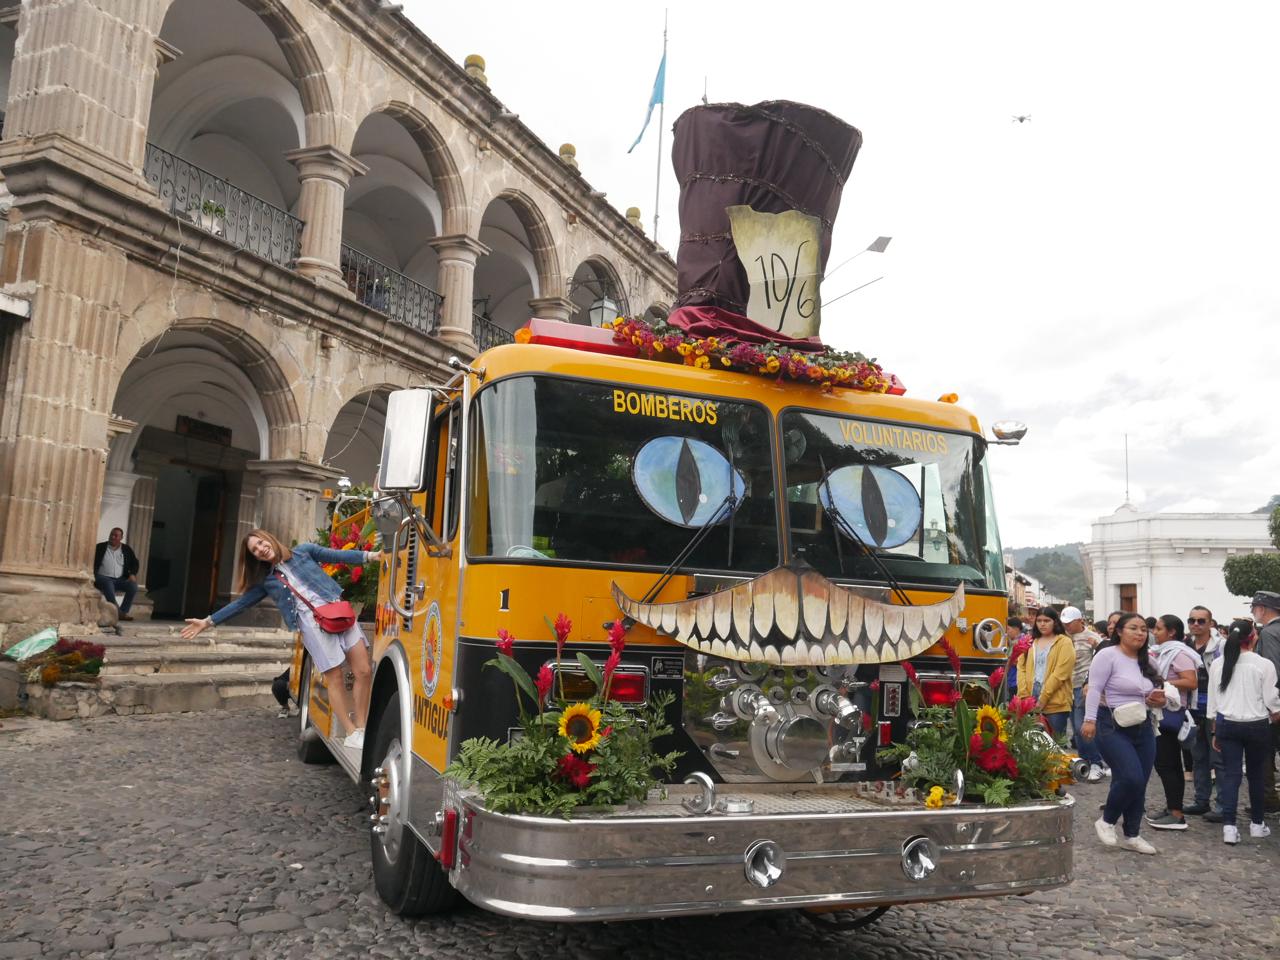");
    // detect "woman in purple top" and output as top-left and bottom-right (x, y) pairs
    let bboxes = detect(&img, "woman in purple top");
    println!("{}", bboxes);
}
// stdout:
(1081, 613), (1167, 854)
